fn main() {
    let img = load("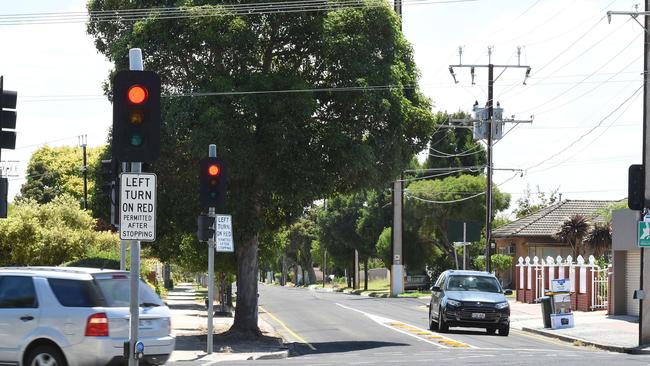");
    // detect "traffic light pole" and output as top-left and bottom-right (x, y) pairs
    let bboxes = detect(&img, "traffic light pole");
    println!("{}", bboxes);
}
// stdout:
(608, 3), (650, 346)
(207, 144), (217, 354)
(128, 48), (143, 366)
